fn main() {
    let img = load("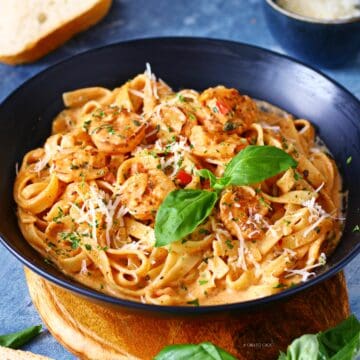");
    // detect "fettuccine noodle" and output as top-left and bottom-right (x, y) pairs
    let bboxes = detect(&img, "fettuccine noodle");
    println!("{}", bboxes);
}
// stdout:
(14, 65), (344, 306)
